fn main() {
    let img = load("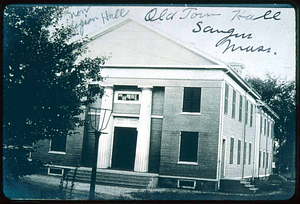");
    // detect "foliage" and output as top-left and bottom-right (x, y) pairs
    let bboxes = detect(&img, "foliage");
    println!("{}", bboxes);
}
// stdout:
(245, 74), (296, 173)
(3, 6), (105, 178)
